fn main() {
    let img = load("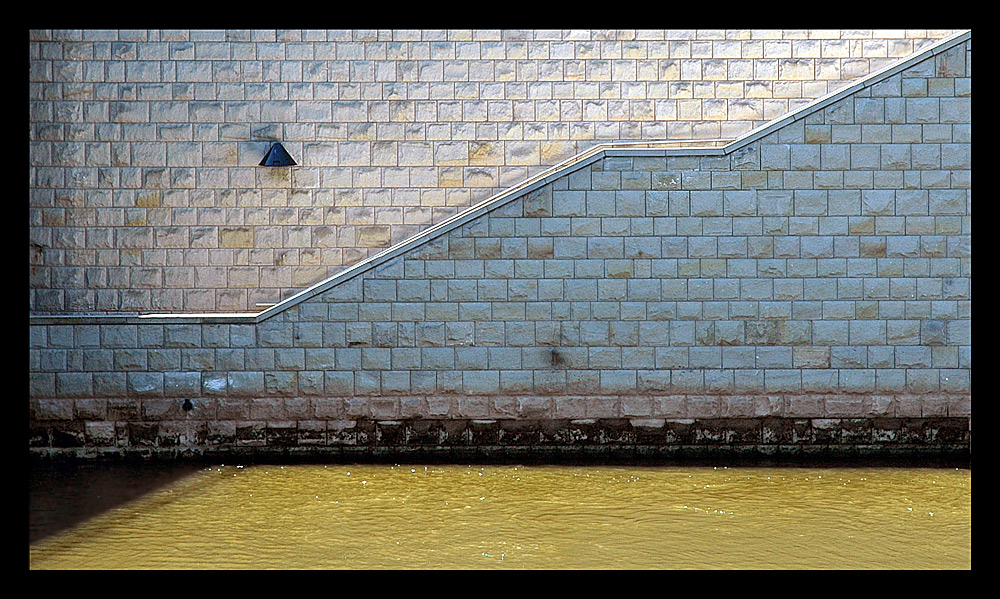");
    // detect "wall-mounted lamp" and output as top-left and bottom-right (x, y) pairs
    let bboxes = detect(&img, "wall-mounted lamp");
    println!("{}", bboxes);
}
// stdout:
(259, 142), (297, 166)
